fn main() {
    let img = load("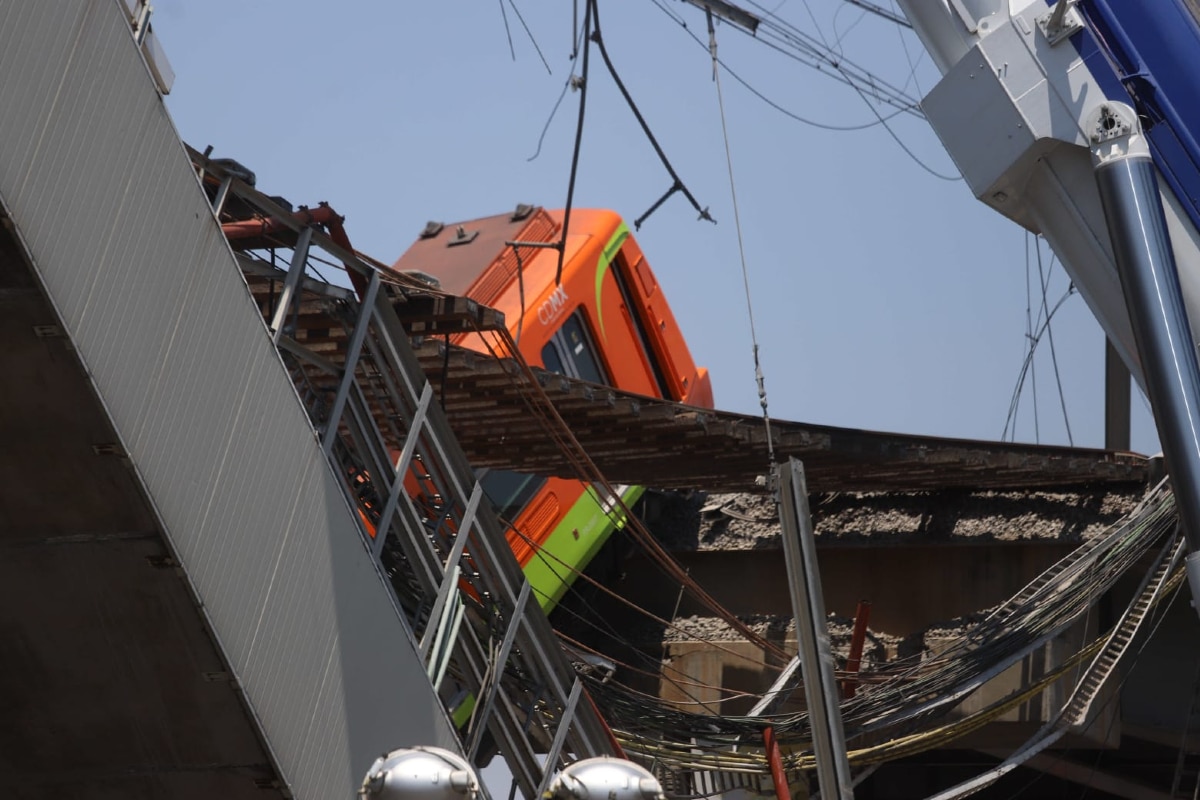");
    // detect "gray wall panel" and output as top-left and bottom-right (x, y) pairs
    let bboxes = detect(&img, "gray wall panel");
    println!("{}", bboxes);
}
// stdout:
(128, 314), (254, 556)
(0, 3), (461, 796)
(324, 473), (463, 769)
(15, 5), (138, 324)
(193, 349), (321, 665)
(0, 4), (89, 205)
